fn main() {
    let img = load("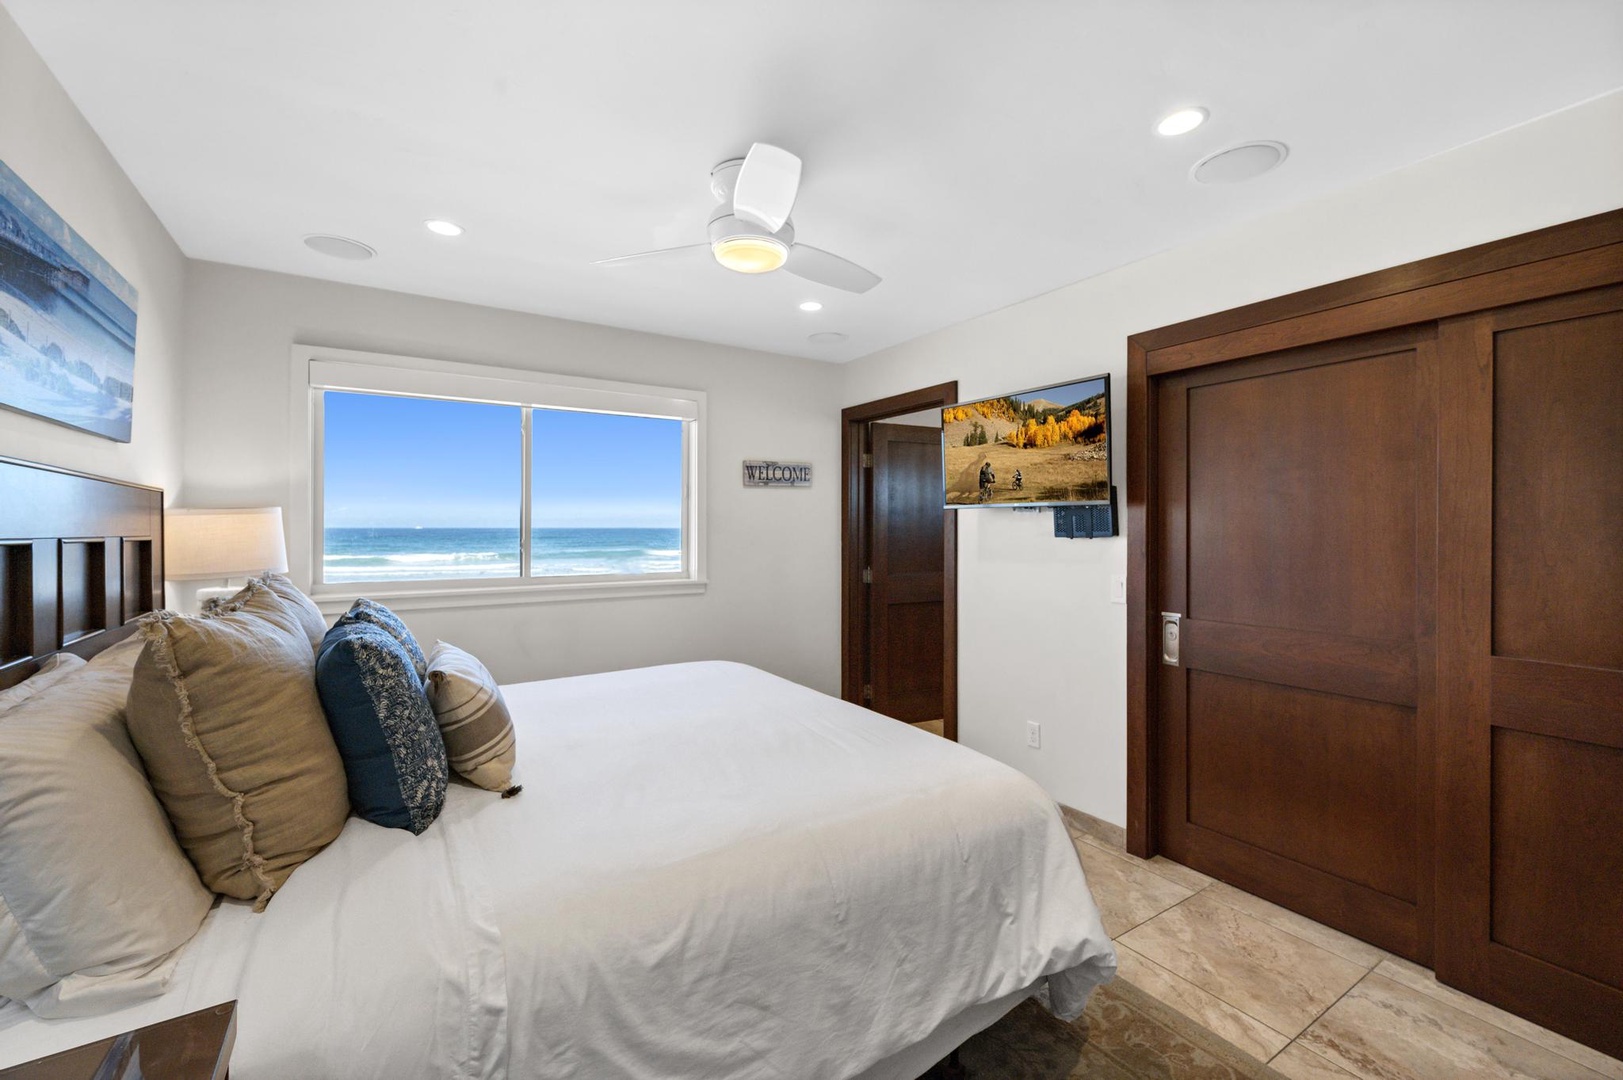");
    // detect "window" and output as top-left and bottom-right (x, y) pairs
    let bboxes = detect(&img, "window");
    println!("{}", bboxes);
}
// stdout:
(323, 393), (523, 583)
(530, 409), (684, 577)
(299, 347), (703, 603)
